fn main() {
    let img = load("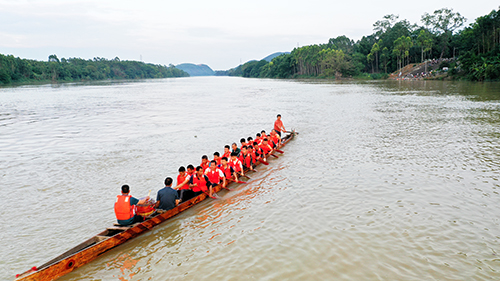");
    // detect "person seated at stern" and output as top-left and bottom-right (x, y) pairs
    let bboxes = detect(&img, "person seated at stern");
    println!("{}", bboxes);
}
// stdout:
(114, 185), (150, 226)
